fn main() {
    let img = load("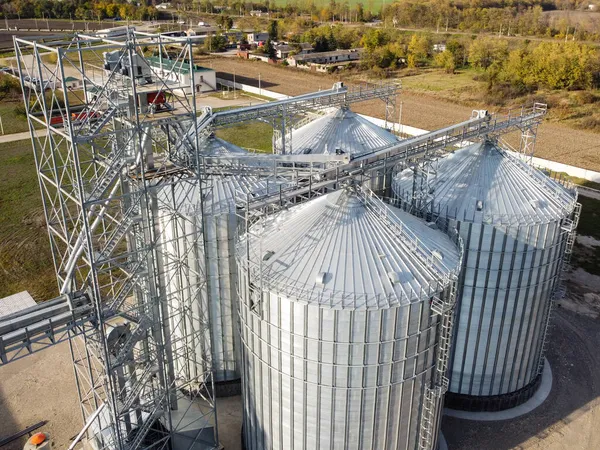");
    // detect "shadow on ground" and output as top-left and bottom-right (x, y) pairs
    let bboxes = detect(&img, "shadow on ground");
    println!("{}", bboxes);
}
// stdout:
(443, 308), (600, 449)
